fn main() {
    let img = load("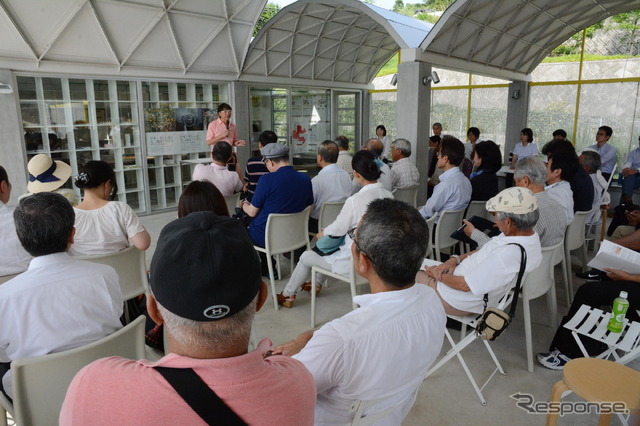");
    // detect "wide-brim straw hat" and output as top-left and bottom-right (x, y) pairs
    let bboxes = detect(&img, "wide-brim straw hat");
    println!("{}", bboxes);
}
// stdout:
(27, 154), (72, 193)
